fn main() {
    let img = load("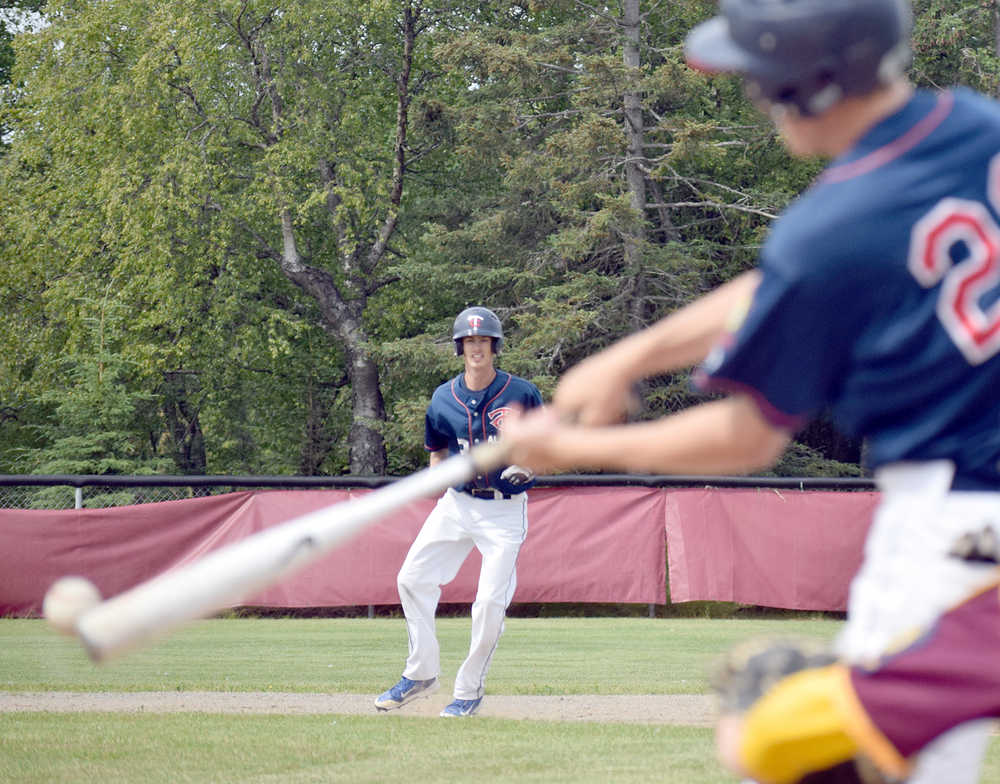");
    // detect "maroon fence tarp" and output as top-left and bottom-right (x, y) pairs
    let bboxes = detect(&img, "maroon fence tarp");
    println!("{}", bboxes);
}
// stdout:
(664, 488), (877, 610)
(0, 485), (878, 616)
